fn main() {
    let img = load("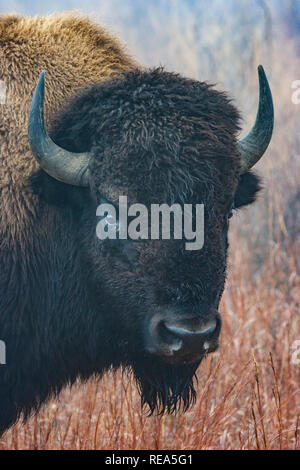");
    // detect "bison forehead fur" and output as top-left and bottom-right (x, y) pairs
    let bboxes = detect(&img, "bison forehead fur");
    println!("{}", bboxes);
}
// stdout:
(51, 67), (242, 203)
(0, 13), (262, 435)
